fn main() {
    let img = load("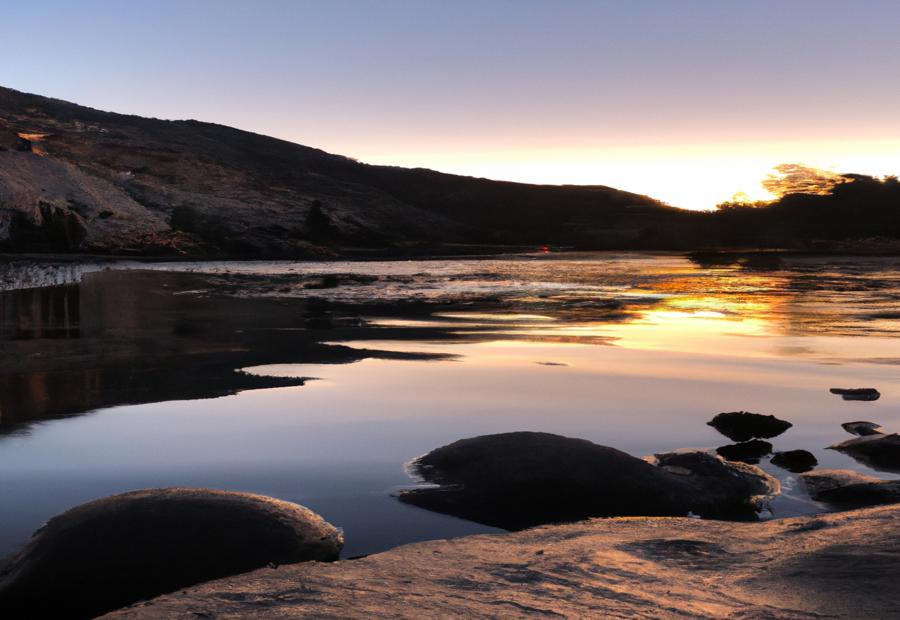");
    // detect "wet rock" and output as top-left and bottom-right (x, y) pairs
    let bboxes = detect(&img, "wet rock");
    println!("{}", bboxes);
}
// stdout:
(802, 469), (900, 507)
(0, 488), (343, 619)
(715, 440), (773, 464)
(770, 449), (818, 473)
(707, 411), (792, 442)
(842, 420), (884, 436)
(830, 388), (880, 401)
(399, 432), (779, 530)
(653, 451), (779, 515)
(829, 433), (900, 473)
